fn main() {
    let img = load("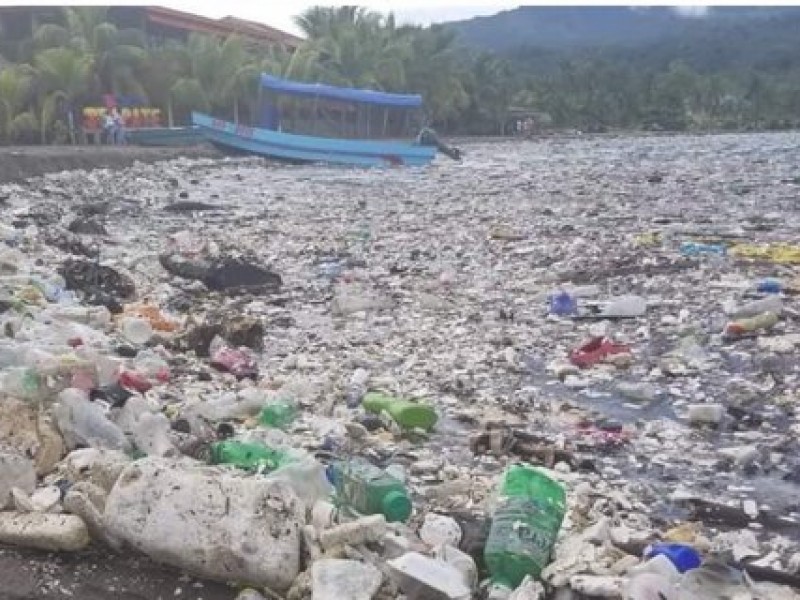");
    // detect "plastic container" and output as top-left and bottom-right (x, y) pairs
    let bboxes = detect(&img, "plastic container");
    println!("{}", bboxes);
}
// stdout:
(548, 291), (577, 316)
(644, 543), (701, 573)
(327, 458), (412, 523)
(361, 392), (438, 431)
(259, 398), (297, 430)
(757, 278), (782, 294)
(209, 440), (294, 473)
(687, 403), (725, 425)
(484, 464), (567, 590)
(209, 337), (258, 380)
